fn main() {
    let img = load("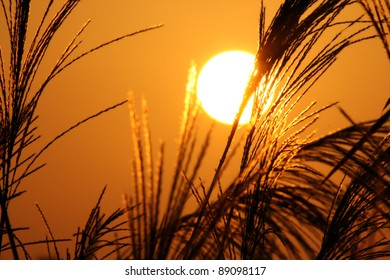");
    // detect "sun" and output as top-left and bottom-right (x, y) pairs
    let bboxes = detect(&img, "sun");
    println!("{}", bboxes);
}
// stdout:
(197, 51), (255, 125)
